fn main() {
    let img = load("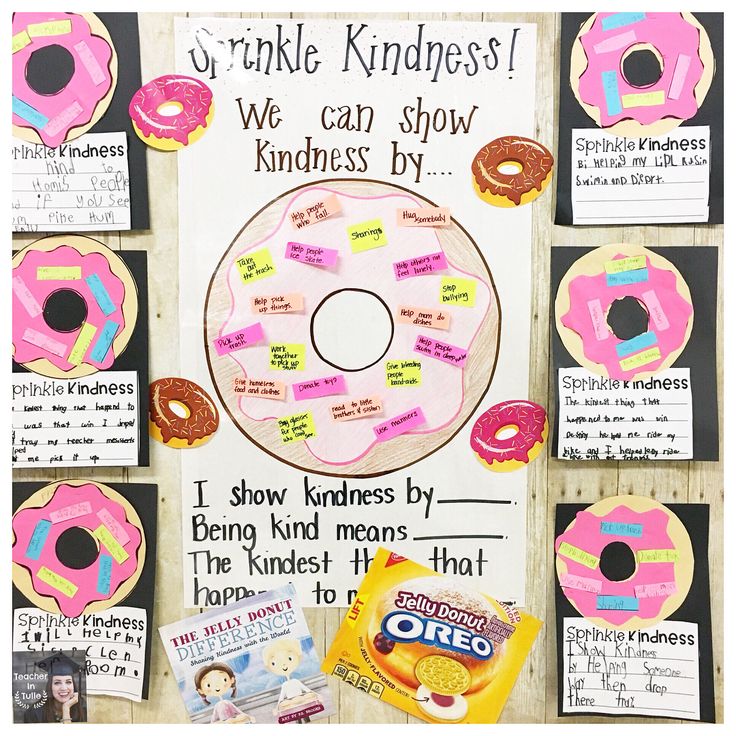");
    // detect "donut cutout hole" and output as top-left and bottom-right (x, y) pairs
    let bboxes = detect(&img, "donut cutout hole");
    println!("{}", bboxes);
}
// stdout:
(25, 45), (76, 96)
(168, 399), (191, 419)
(55, 527), (99, 570)
(599, 541), (637, 582)
(311, 288), (394, 372)
(498, 159), (524, 175)
(621, 44), (664, 89)
(157, 100), (183, 117)
(606, 296), (650, 341)
(495, 424), (520, 440)
(43, 288), (88, 333)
